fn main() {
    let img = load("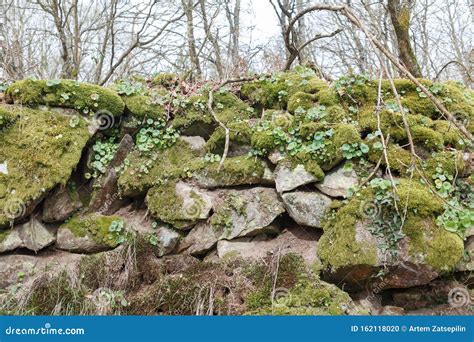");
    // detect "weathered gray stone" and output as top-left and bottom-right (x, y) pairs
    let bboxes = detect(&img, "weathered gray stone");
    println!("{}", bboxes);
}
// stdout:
(0, 251), (83, 289)
(56, 227), (111, 254)
(456, 236), (474, 272)
(281, 191), (332, 227)
(0, 218), (55, 253)
(90, 134), (134, 214)
(315, 162), (358, 198)
(155, 226), (181, 257)
(216, 226), (321, 265)
(274, 163), (318, 193)
(42, 186), (83, 222)
(179, 187), (285, 255)
(179, 136), (206, 151)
